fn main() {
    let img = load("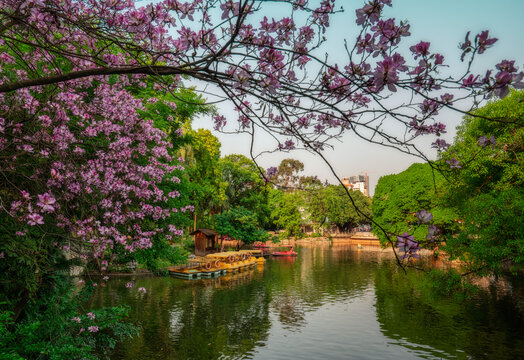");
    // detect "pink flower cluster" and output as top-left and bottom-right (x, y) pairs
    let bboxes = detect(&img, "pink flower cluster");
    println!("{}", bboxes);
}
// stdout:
(1, 76), (188, 262)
